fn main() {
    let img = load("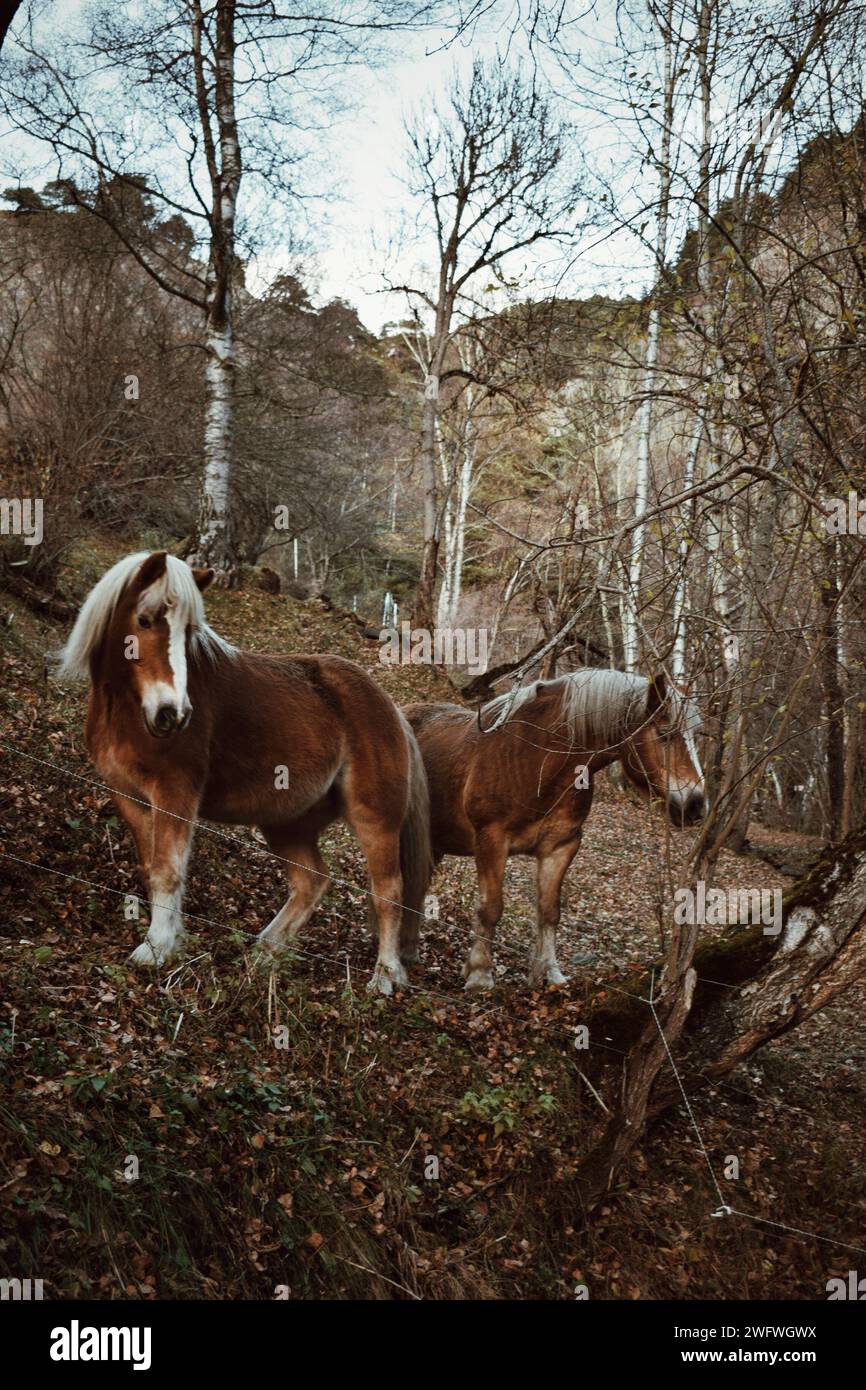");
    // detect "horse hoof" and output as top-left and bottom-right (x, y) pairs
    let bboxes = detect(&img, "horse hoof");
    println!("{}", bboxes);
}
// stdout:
(129, 941), (170, 969)
(251, 942), (278, 972)
(366, 960), (407, 996)
(528, 968), (569, 988)
(464, 968), (495, 992)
